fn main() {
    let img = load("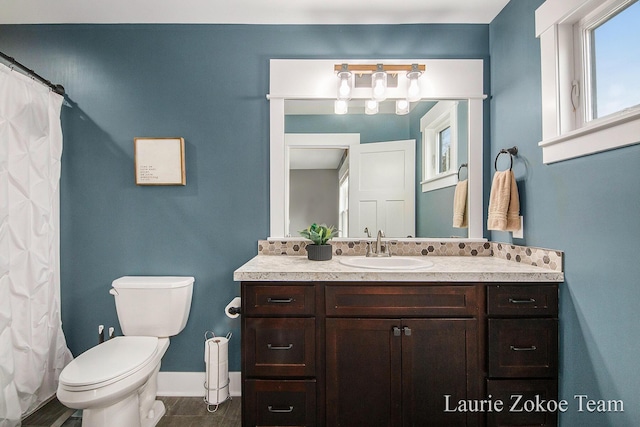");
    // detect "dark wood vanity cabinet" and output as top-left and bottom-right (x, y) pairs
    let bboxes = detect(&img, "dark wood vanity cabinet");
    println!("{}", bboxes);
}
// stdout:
(241, 281), (559, 427)
(486, 284), (559, 427)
